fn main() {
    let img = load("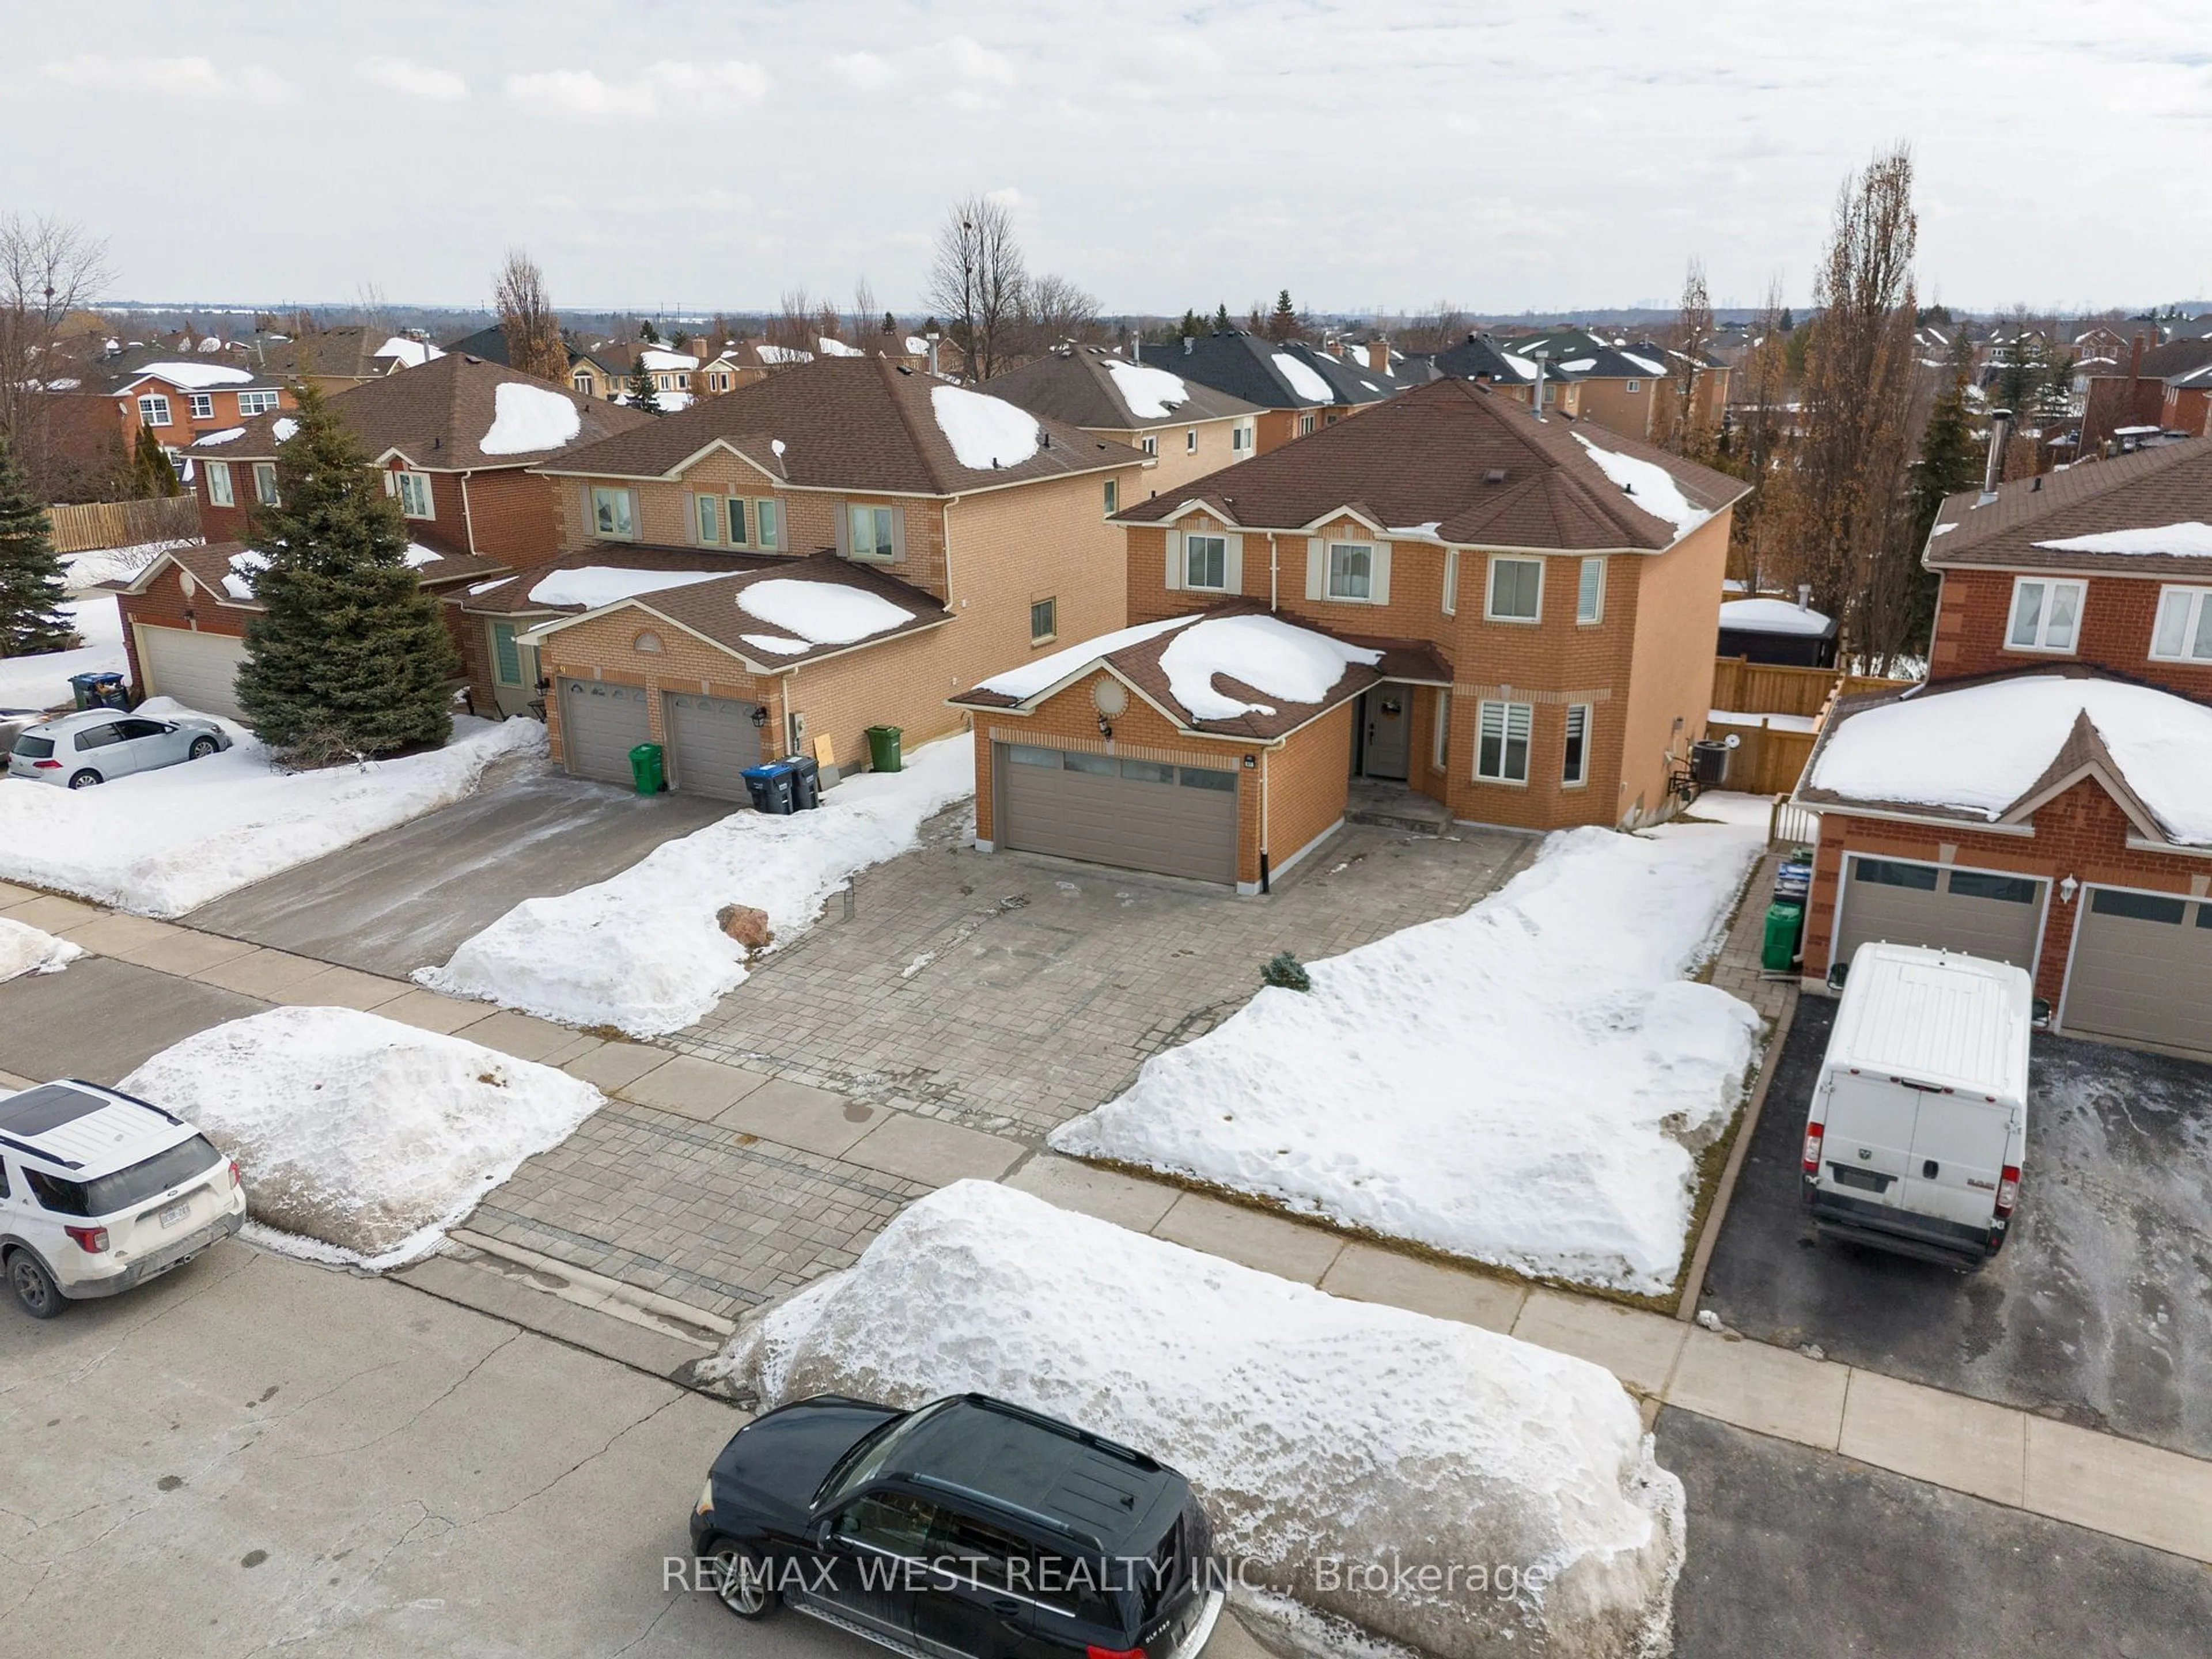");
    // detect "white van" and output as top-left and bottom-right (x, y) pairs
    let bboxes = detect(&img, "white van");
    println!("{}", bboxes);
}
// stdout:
(1802, 943), (2030, 1270)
